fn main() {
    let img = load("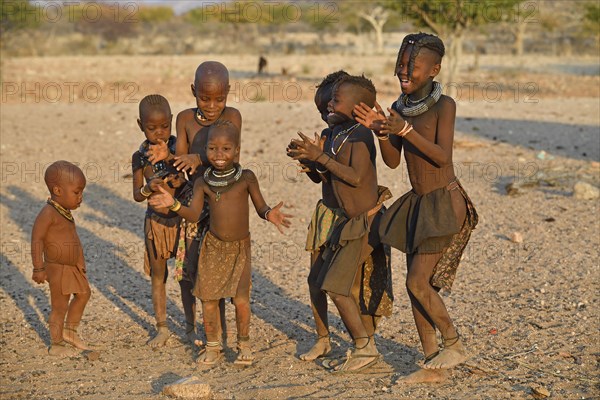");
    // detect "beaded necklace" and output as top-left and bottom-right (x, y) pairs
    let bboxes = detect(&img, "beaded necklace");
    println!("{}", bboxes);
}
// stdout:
(194, 108), (224, 127)
(47, 198), (74, 222)
(330, 123), (360, 156)
(394, 81), (442, 117)
(204, 164), (243, 201)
